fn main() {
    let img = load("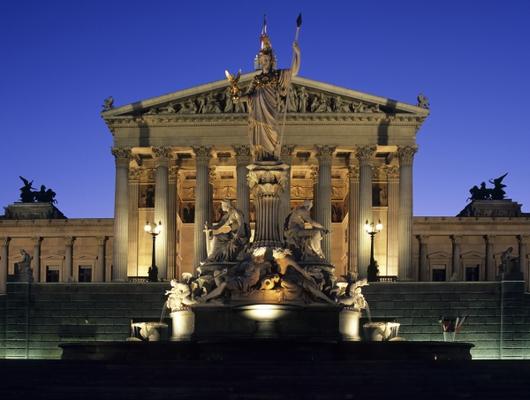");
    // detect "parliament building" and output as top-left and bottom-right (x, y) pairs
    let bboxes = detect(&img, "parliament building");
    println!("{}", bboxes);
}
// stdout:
(1, 74), (529, 291)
